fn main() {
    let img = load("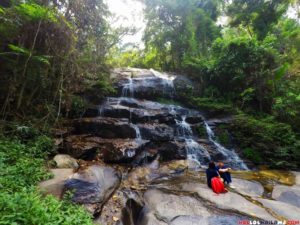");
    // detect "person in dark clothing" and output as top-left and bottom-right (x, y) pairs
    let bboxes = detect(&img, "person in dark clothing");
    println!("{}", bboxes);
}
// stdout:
(206, 161), (220, 188)
(216, 162), (234, 188)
